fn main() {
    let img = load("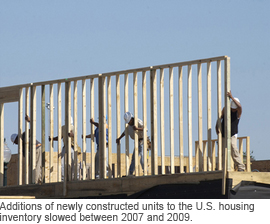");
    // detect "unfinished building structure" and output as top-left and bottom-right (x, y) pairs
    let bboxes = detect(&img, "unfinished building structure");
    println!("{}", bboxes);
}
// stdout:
(0, 56), (268, 199)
